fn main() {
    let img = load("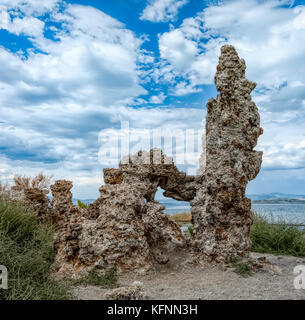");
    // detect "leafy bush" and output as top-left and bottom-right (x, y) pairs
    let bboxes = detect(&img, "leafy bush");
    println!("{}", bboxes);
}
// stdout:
(232, 260), (253, 277)
(0, 199), (71, 300)
(250, 214), (305, 257)
(188, 225), (194, 236)
(77, 200), (88, 209)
